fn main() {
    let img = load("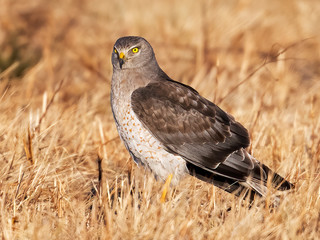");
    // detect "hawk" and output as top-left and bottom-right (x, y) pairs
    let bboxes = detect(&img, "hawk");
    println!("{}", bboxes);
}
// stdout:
(110, 36), (293, 199)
